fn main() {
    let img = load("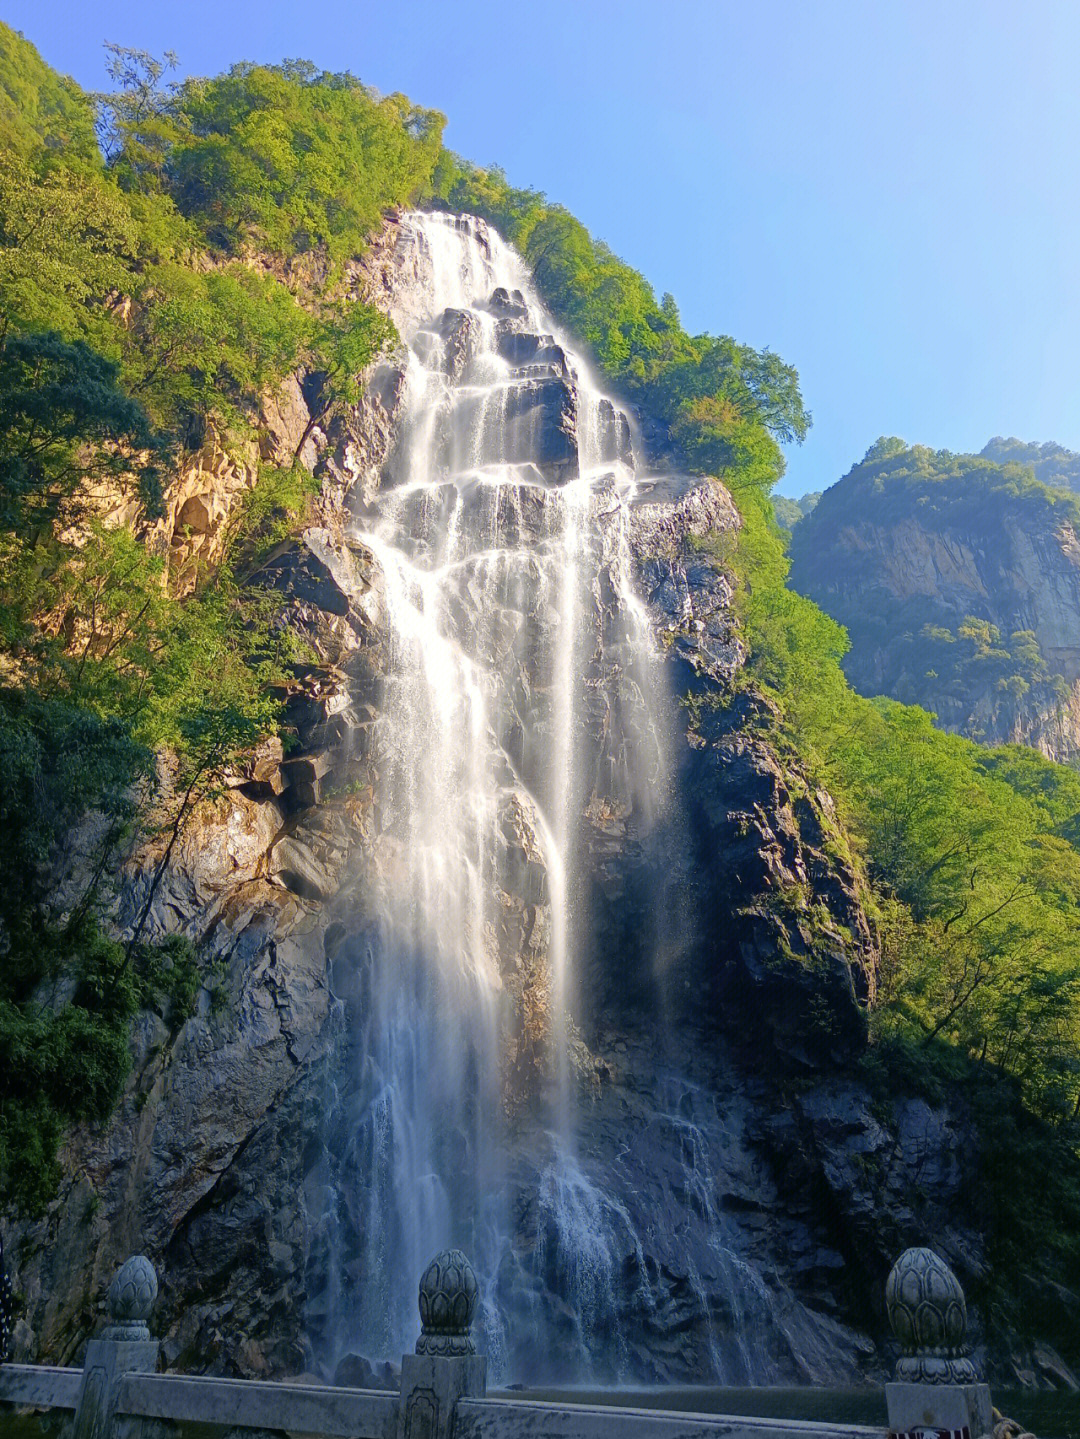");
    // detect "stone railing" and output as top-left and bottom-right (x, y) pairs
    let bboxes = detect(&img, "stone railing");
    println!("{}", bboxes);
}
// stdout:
(0, 1245), (997, 1439)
